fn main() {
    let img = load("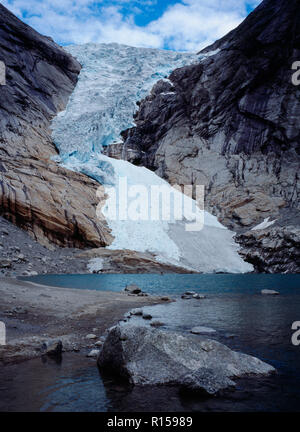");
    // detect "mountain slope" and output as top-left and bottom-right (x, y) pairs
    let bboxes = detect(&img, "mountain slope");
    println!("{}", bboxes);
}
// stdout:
(0, 4), (112, 248)
(120, 0), (300, 272)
